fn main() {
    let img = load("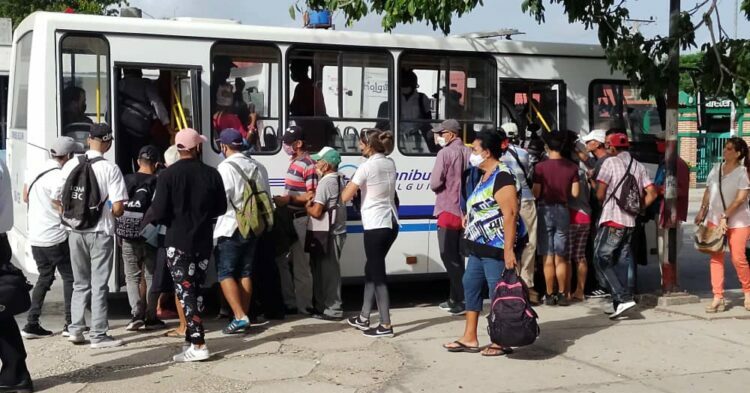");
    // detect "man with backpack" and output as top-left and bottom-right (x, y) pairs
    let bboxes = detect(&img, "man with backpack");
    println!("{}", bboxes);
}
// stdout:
(21, 136), (82, 339)
(214, 129), (271, 334)
(499, 123), (539, 304)
(595, 133), (657, 319)
(306, 147), (347, 321)
(149, 128), (226, 361)
(55, 123), (129, 349)
(116, 145), (165, 332)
